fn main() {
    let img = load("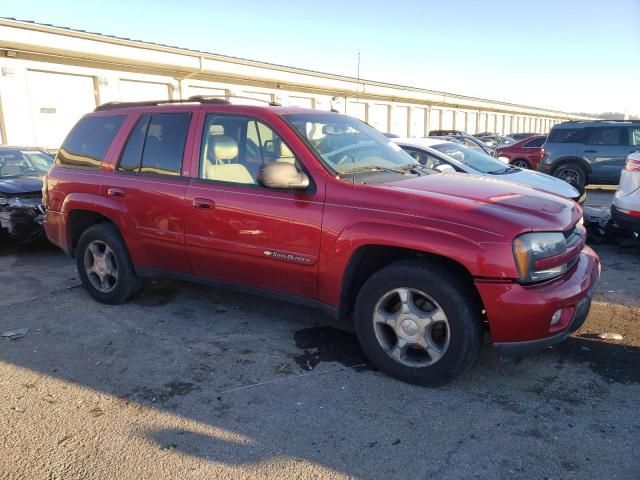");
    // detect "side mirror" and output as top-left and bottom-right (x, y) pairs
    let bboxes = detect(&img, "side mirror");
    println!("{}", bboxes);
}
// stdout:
(258, 162), (310, 190)
(435, 164), (456, 174)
